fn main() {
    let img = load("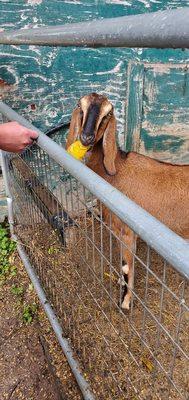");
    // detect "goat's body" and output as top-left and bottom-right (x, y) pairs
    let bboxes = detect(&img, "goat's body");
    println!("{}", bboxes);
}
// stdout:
(87, 145), (189, 239)
(87, 145), (189, 309)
